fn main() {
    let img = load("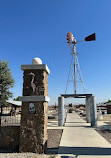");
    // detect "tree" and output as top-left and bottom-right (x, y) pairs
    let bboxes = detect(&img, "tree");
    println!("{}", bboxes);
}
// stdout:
(0, 61), (14, 124)
(13, 96), (20, 101)
(107, 99), (111, 103)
